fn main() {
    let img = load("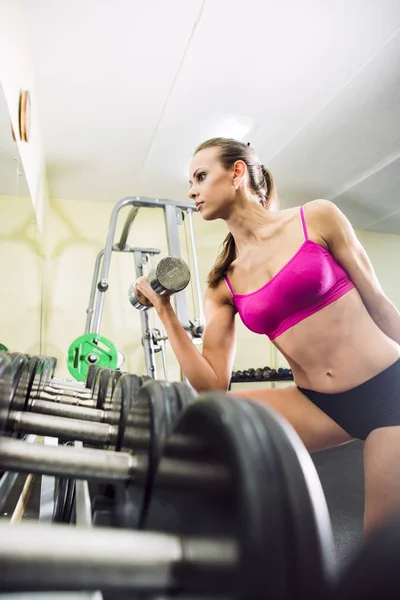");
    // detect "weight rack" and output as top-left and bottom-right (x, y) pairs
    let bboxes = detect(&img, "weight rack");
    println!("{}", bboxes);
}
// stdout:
(81, 197), (205, 382)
